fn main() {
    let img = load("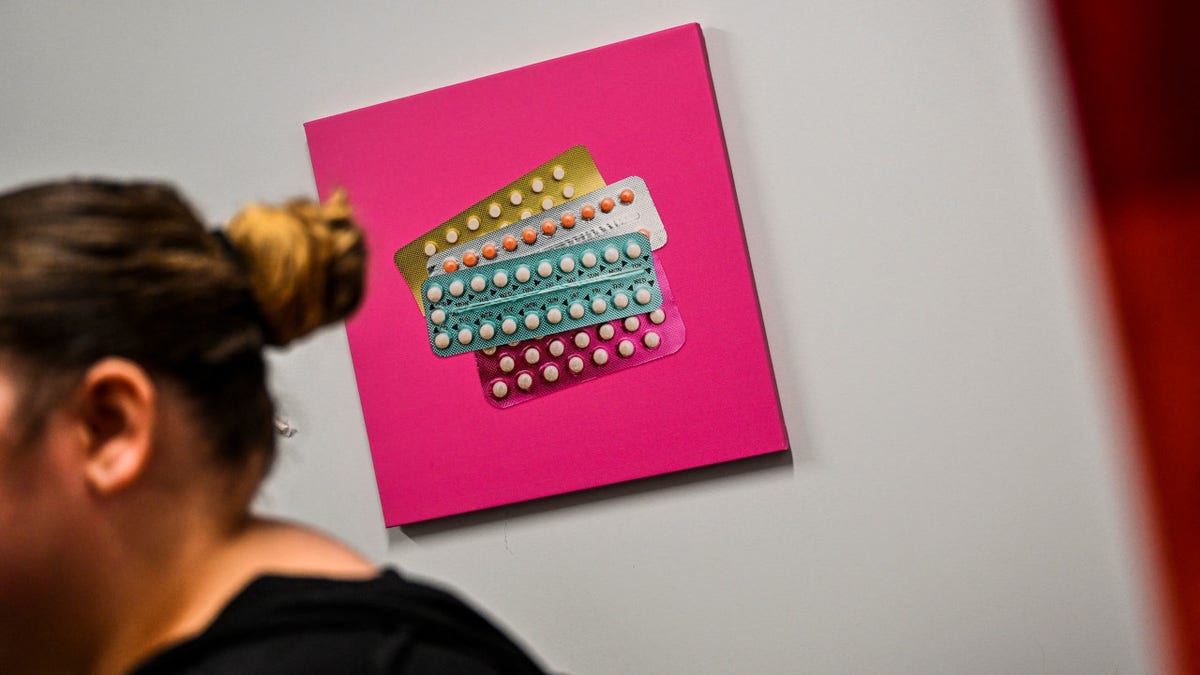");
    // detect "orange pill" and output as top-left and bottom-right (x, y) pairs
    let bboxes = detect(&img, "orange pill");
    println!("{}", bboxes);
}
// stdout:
(462, 250), (479, 267)
(561, 212), (577, 228)
(580, 205), (595, 220)
(502, 235), (518, 251)
(600, 197), (615, 213)
(522, 227), (537, 244)
(619, 188), (635, 204)
(541, 219), (557, 235)
(482, 243), (498, 259)
(638, 228), (651, 238)
(442, 258), (458, 273)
